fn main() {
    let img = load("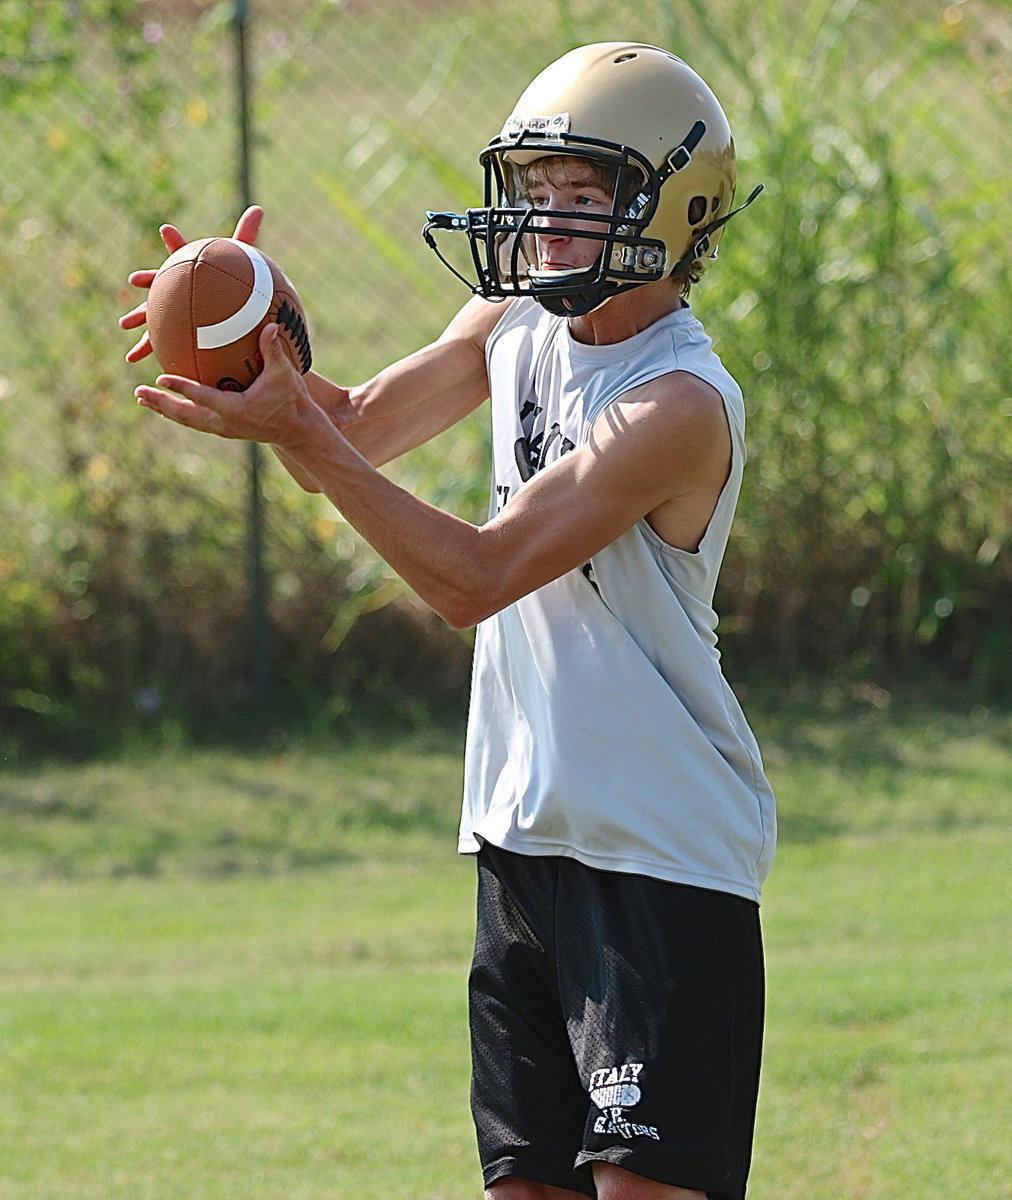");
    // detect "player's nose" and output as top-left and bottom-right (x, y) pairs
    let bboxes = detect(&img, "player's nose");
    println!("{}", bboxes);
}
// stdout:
(531, 210), (571, 235)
